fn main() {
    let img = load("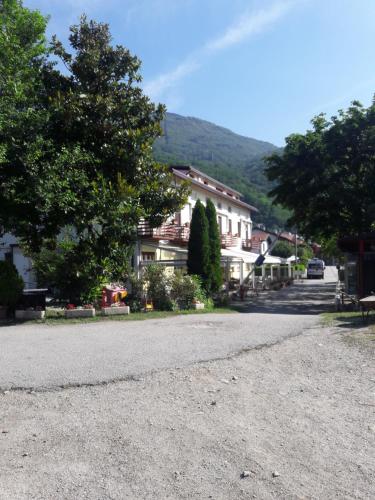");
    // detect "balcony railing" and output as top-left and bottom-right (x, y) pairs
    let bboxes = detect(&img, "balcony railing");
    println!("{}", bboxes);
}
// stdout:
(242, 239), (252, 251)
(138, 221), (190, 244)
(220, 234), (239, 248)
